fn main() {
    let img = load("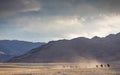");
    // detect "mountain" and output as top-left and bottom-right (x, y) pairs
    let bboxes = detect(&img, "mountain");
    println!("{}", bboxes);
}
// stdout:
(9, 33), (120, 63)
(0, 40), (45, 62)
